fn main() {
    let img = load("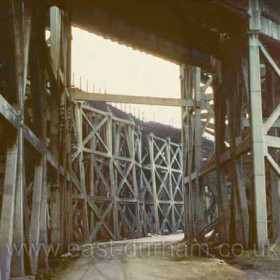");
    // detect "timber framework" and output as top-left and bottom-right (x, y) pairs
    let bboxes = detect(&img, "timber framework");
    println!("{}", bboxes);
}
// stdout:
(0, 0), (280, 279)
